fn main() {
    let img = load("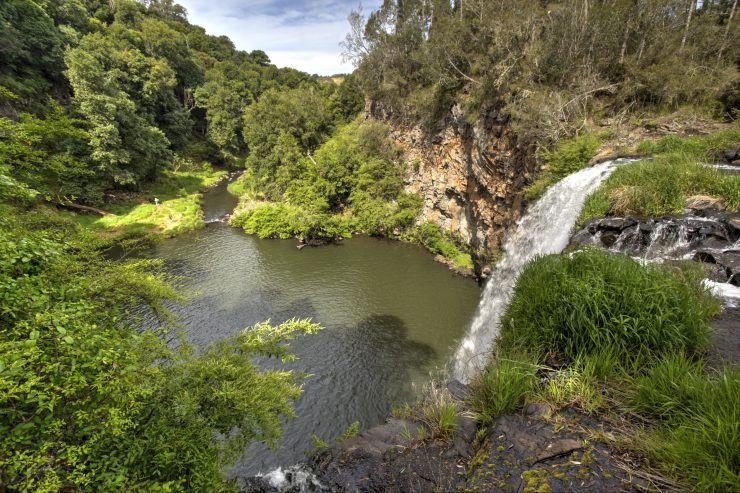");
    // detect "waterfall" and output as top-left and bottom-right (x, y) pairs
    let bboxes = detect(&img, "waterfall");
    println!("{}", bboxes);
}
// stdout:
(453, 159), (629, 382)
